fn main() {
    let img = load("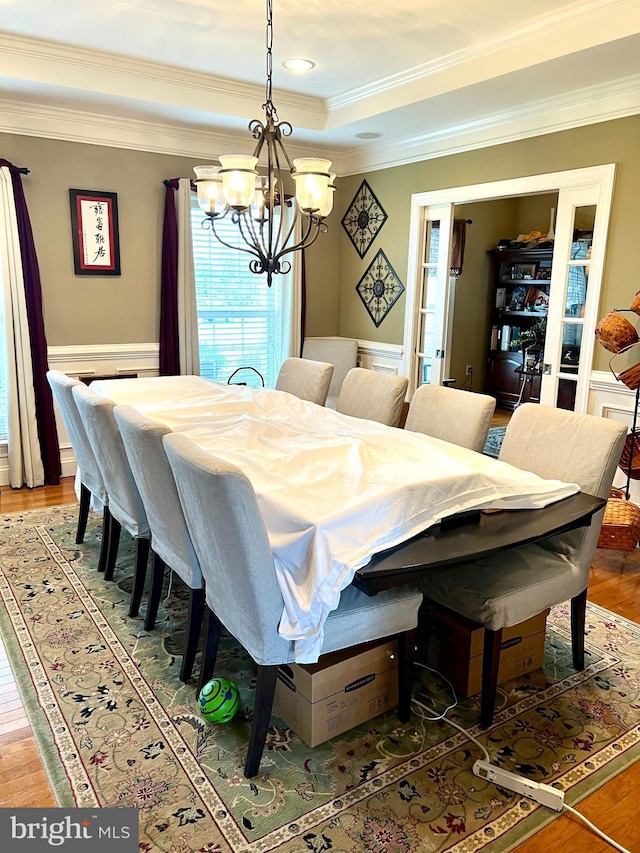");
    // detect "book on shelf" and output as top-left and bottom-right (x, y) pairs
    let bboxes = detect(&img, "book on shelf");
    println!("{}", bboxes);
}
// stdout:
(500, 324), (511, 351)
(490, 326), (499, 350)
